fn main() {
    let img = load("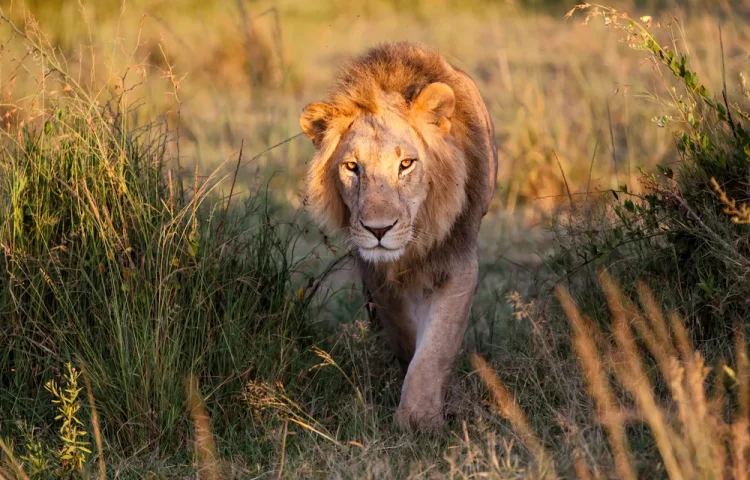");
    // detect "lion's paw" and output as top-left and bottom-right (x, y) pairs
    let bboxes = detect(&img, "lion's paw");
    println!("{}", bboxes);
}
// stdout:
(396, 398), (444, 431)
